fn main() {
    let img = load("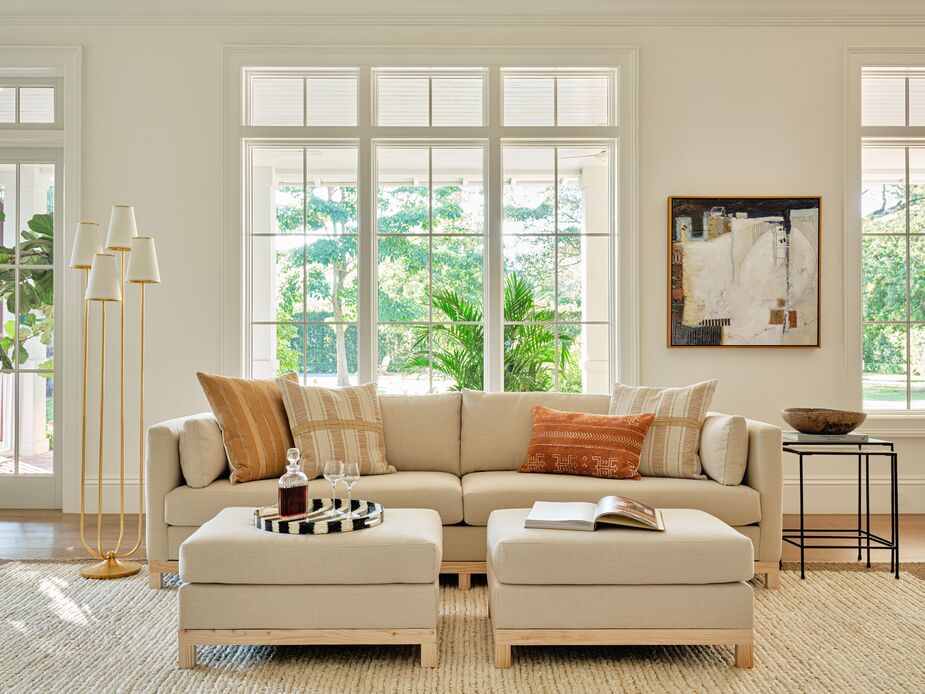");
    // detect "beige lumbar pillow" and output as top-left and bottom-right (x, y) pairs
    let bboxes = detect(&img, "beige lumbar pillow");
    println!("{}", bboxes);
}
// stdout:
(608, 380), (717, 479)
(197, 372), (298, 484)
(179, 413), (228, 488)
(276, 380), (395, 480)
(699, 413), (749, 486)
